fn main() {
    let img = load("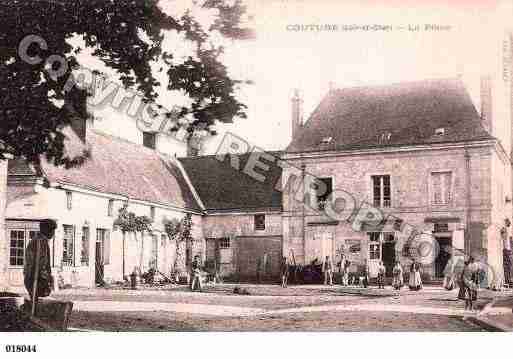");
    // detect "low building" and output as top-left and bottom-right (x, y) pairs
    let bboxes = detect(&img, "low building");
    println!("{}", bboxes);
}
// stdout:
(4, 125), (204, 288)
